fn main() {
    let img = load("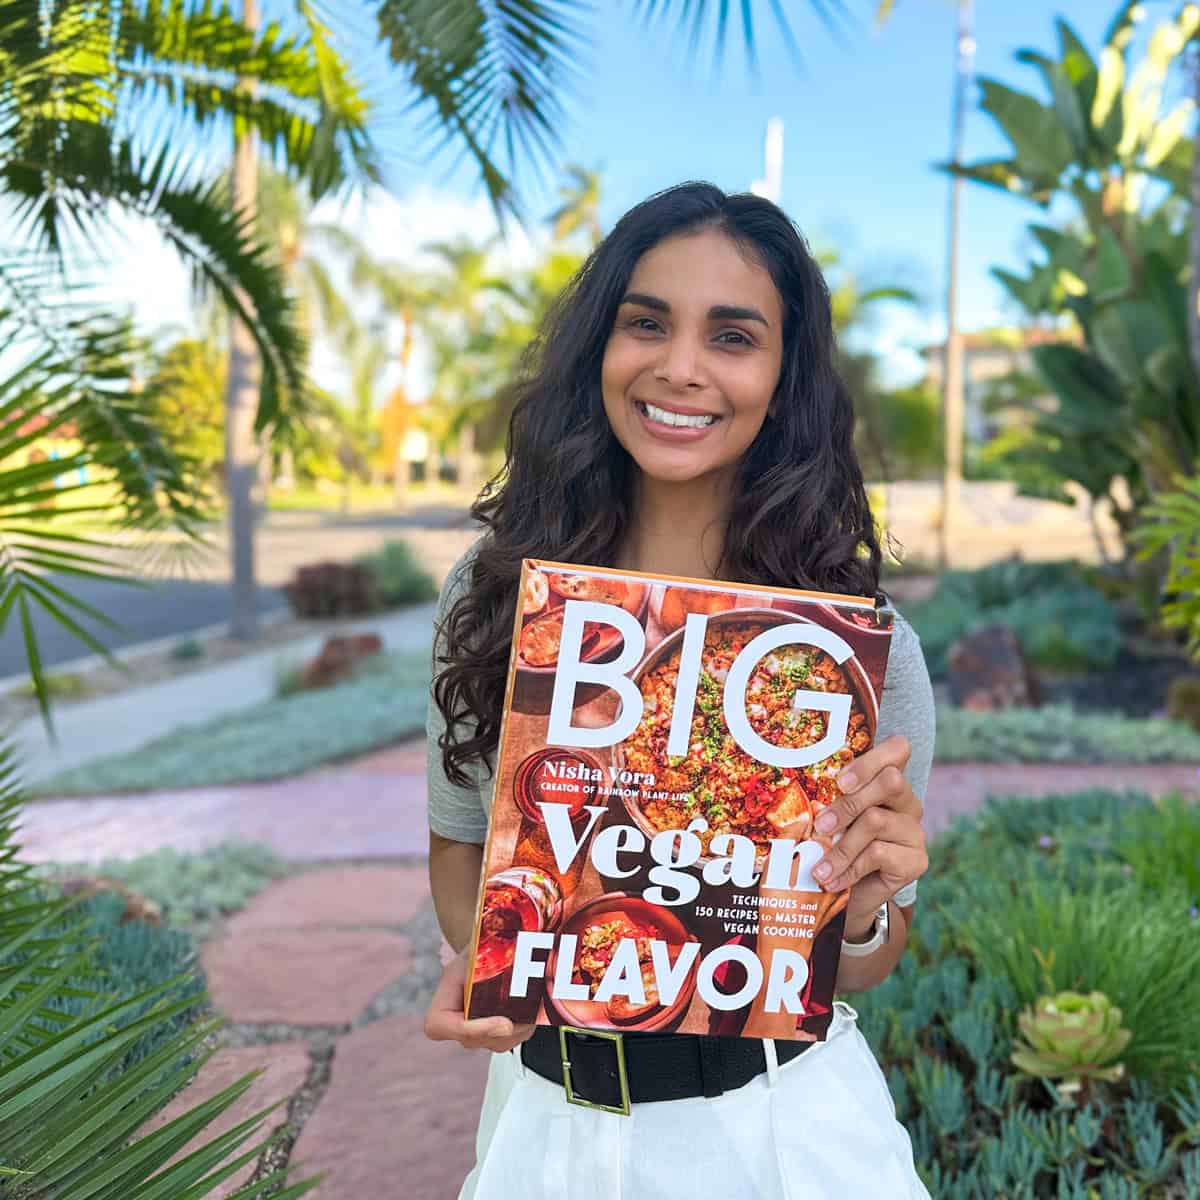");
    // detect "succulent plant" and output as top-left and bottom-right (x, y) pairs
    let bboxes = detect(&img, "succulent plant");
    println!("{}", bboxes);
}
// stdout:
(1012, 991), (1132, 1093)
